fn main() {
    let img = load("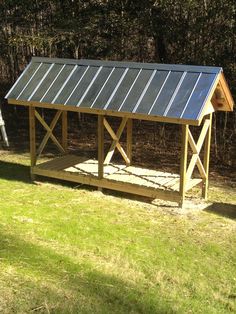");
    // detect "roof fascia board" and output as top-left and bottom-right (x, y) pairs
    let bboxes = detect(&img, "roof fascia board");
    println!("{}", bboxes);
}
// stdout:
(203, 73), (234, 118)
(217, 73), (234, 111)
(7, 98), (200, 126)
